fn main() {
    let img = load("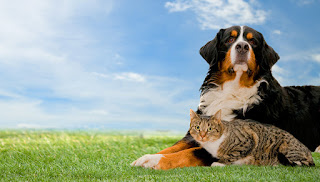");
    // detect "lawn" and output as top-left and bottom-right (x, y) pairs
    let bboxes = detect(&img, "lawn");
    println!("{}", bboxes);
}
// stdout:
(0, 130), (319, 181)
